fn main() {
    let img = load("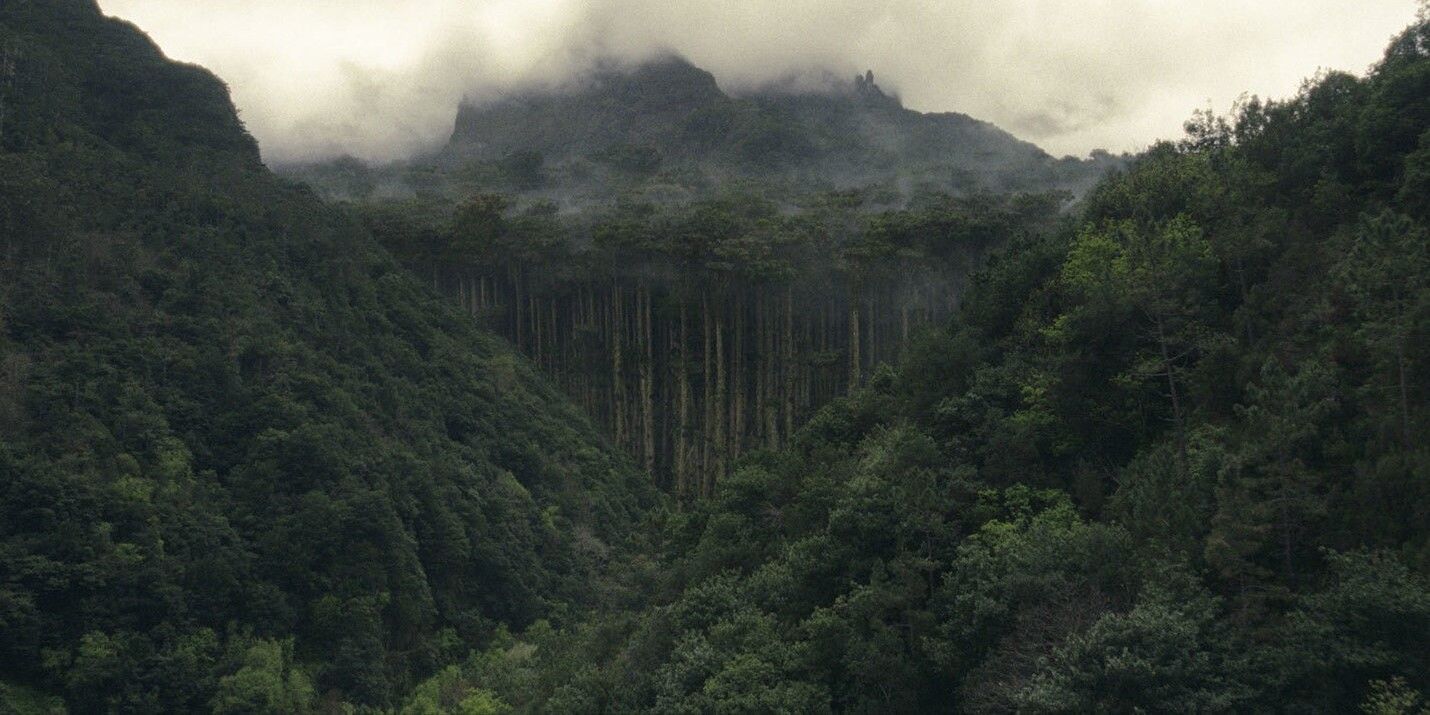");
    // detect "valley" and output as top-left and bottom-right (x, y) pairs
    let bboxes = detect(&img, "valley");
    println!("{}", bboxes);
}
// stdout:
(1, 2), (1428, 713)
